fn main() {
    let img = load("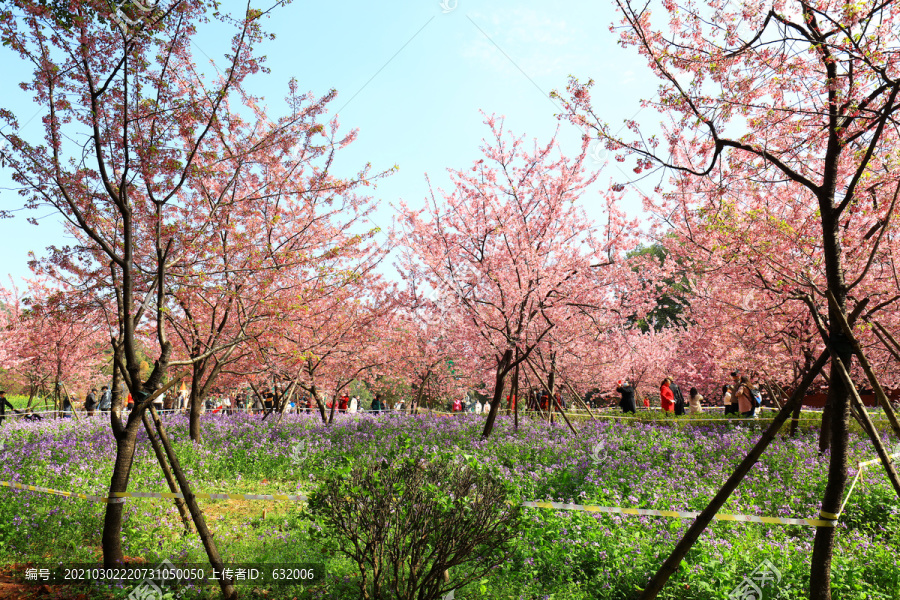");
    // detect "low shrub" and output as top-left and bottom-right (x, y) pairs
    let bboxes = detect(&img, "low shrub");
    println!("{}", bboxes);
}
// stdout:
(306, 454), (521, 600)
